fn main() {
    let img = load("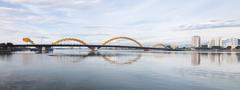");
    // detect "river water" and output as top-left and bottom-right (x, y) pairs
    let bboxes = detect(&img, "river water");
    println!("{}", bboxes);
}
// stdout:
(0, 50), (240, 90)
